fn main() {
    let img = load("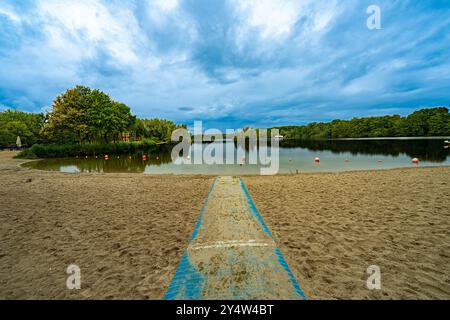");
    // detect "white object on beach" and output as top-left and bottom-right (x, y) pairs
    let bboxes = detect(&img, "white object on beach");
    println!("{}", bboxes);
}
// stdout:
(16, 136), (21, 148)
